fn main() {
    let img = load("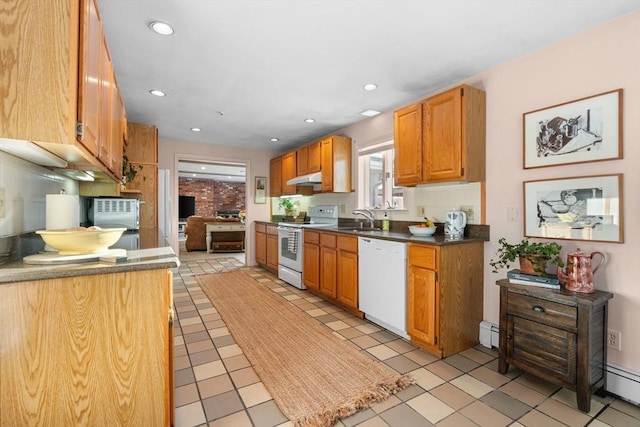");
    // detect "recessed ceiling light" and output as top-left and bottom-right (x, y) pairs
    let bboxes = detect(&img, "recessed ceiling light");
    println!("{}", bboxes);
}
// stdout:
(191, 127), (201, 132)
(149, 21), (174, 36)
(149, 89), (166, 97)
(192, 173), (196, 177)
(200, 166), (206, 170)
(360, 109), (381, 117)
(304, 118), (316, 123)
(363, 83), (377, 91)
(269, 138), (279, 142)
